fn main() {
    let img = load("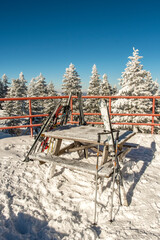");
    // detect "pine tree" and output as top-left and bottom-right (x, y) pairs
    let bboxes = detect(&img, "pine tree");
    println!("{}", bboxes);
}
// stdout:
(100, 74), (112, 96)
(112, 84), (118, 95)
(62, 63), (81, 96)
(45, 82), (57, 113)
(3, 76), (27, 116)
(2, 74), (9, 98)
(85, 64), (101, 122)
(62, 63), (82, 120)
(0, 78), (3, 109)
(0, 78), (3, 98)
(112, 47), (159, 133)
(27, 78), (39, 114)
(34, 73), (48, 113)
